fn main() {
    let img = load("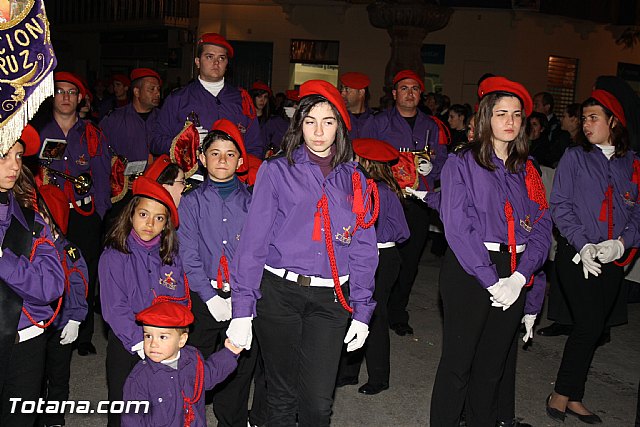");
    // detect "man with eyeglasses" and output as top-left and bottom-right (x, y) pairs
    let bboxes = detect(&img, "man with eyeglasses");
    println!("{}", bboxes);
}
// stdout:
(150, 33), (265, 162)
(361, 70), (444, 339)
(100, 67), (163, 230)
(34, 71), (111, 357)
(339, 72), (375, 140)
